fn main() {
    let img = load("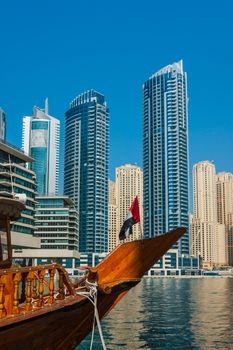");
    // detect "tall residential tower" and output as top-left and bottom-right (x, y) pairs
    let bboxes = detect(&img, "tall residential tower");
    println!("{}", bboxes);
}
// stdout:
(64, 90), (109, 253)
(216, 172), (233, 265)
(143, 60), (189, 254)
(108, 180), (117, 252)
(190, 161), (227, 267)
(22, 99), (60, 195)
(116, 164), (143, 244)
